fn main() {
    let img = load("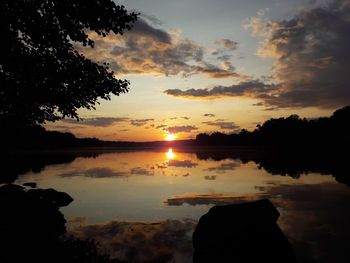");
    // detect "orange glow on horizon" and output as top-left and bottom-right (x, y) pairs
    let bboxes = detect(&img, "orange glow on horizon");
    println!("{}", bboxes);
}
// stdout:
(165, 133), (176, 141)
